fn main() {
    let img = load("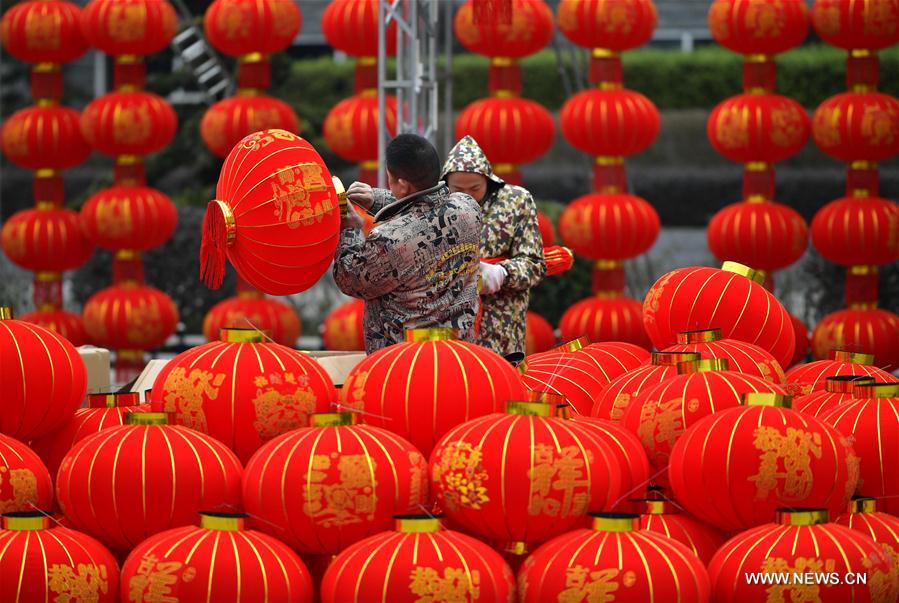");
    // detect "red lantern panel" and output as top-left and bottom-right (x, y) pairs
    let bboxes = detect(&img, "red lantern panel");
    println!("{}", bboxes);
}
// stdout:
(525, 311), (555, 355)
(19, 309), (88, 347)
(537, 210), (555, 246)
(812, 0), (899, 51)
(1, 105), (90, 171)
(559, 296), (652, 350)
(1, 207), (94, 273)
(557, 0), (658, 51)
(707, 200), (809, 272)
(834, 498), (899, 576)
(204, 0), (302, 57)
(201, 94), (301, 159)
(785, 351), (897, 396)
(1, 0), (88, 64)
(812, 308), (899, 372)
(81, 91), (178, 158)
(811, 196), (899, 267)
(793, 375), (877, 418)
(638, 500), (726, 565)
(202, 294), (301, 346)
(322, 299), (365, 351)
(558, 193), (660, 260)
(561, 88), (660, 158)
(321, 0), (396, 57)
(708, 93), (810, 164)
(708, 0), (810, 55)
(323, 94), (397, 163)
(663, 329), (786, 383)
(455, 96), (555, 167)
(522, 352), (617, 416)
(83, 284), (179, 351)
(80, 185), (177, 252)
(0, 433), (53, 514)
(455, 0), (554, 58)
(812, 91), (899, 162)
(80, 0), (178, 56)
